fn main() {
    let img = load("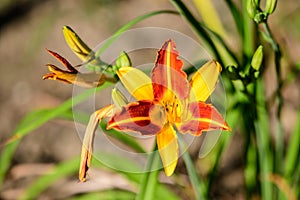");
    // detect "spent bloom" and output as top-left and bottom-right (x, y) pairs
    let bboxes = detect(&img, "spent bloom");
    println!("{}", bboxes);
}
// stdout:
(43, 49), (111, 88)
(79, 39), (230, 181)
